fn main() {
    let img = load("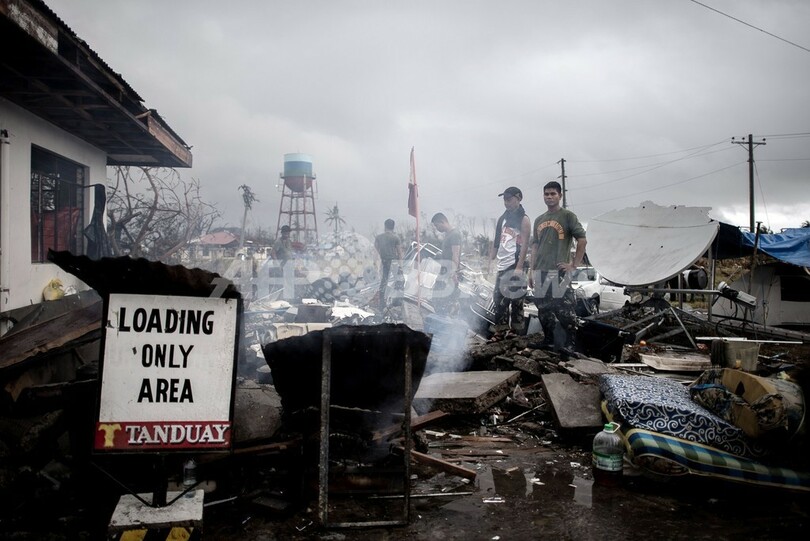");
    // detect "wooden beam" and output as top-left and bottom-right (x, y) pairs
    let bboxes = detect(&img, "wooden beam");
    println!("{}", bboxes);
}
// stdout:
(372, 409), (449, 442)
(407, 449), (477, 480)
